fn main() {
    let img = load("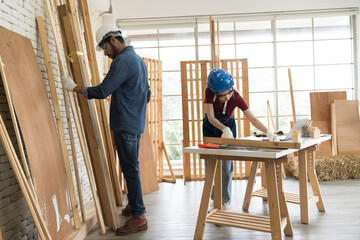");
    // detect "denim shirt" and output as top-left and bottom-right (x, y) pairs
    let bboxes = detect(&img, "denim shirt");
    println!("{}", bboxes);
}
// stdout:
(84, 46), (150, 135)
